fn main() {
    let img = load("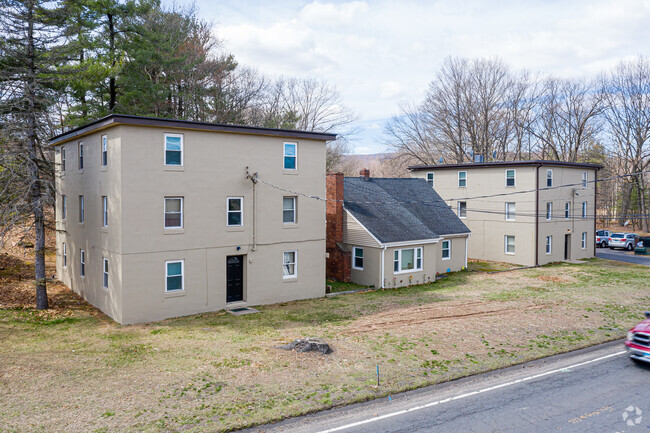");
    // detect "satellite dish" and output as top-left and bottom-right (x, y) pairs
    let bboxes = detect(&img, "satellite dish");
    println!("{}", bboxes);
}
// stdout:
(438, 157), (444, 164)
